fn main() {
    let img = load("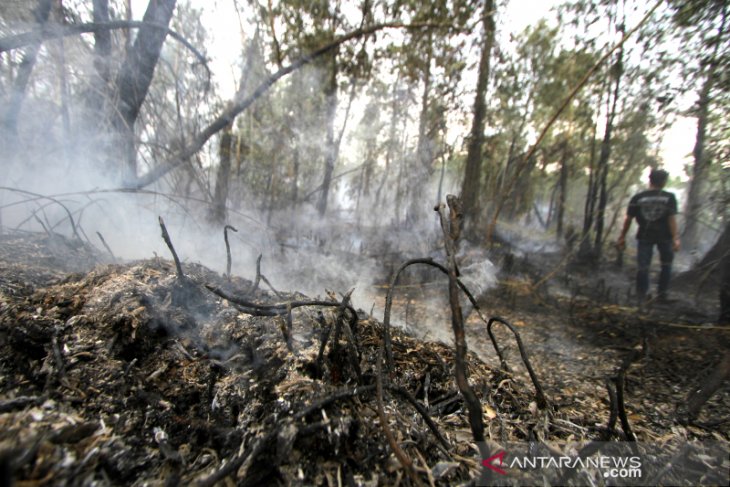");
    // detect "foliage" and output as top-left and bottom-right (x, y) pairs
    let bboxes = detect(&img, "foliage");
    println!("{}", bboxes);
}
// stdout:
(0, 0), (726, 258)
